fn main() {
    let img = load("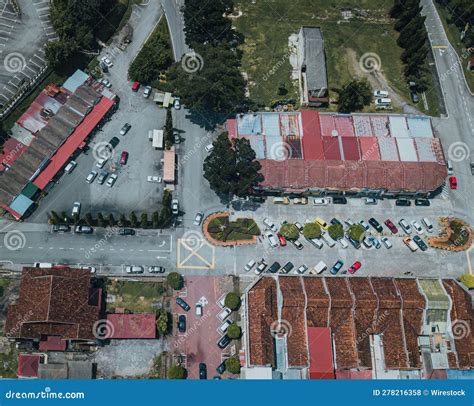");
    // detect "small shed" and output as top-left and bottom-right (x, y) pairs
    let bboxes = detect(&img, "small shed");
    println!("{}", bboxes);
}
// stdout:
(152, 129), (164, 149)
(163, 147), (176, 184)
